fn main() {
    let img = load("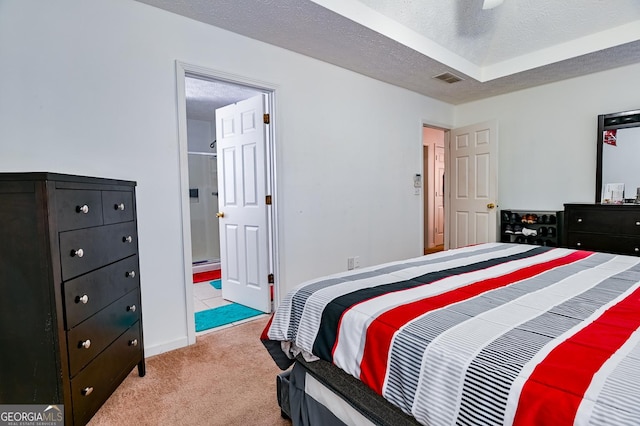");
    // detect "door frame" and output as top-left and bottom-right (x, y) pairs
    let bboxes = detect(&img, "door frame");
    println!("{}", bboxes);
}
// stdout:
(421, 121), (451, 252)
(175, 61), (280, 344)
(422, 125), (448, 252)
